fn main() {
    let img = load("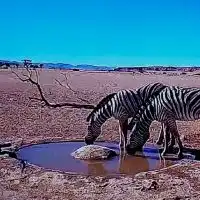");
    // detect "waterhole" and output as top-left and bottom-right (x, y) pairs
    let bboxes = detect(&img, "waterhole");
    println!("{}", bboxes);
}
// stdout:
(16, 141), (189, 176)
